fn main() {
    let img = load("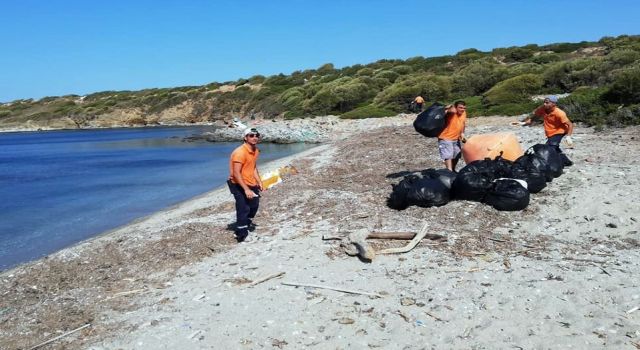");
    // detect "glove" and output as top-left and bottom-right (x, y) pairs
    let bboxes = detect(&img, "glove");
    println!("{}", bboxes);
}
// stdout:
(564, 135), (574, 148)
